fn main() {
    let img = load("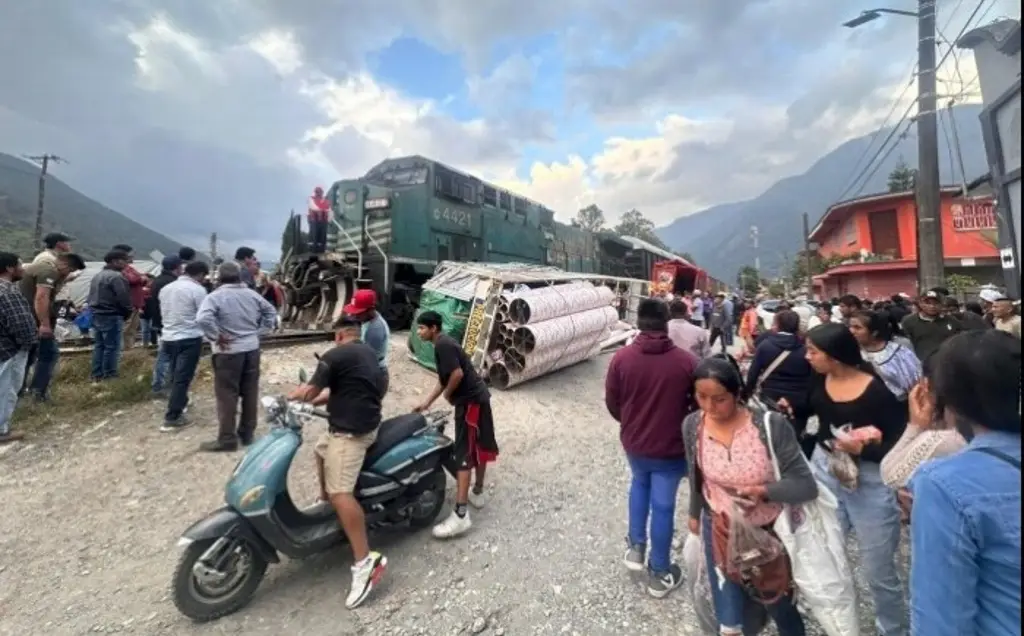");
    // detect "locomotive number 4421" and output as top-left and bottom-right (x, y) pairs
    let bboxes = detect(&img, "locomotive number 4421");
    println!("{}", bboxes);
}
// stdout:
(434, 207), (471, 227)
